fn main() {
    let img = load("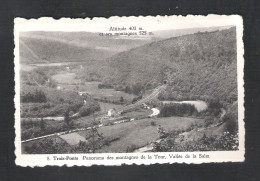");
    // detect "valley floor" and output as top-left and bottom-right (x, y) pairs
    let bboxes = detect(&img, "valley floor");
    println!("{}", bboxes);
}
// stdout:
(21, 66), (237, 154)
